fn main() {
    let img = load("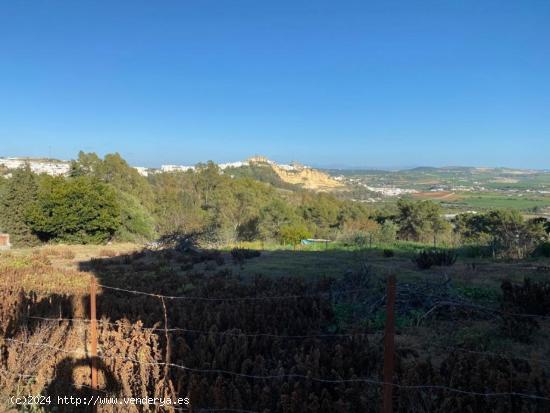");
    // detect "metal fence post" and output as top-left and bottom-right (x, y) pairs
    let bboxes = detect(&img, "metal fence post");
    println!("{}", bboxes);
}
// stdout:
(90, 278), (98, 398)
